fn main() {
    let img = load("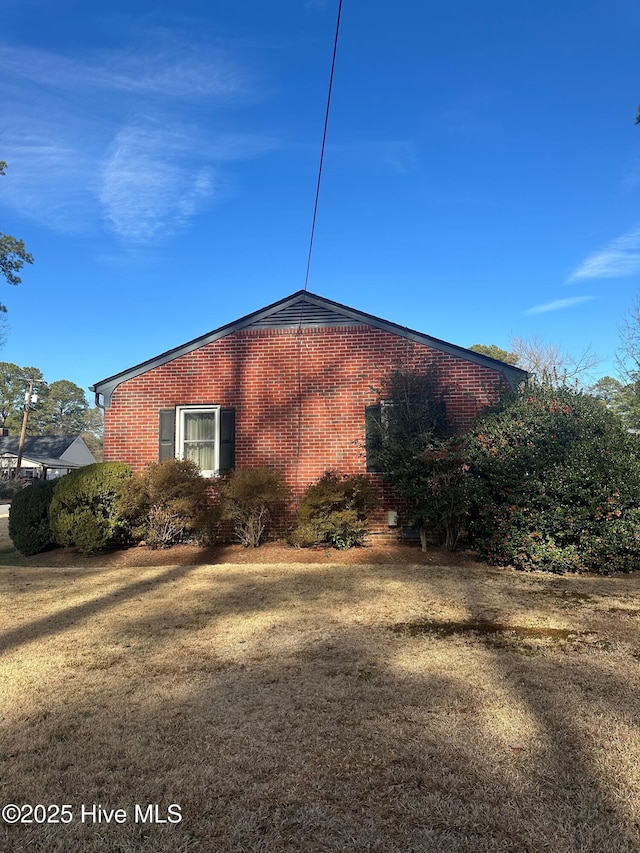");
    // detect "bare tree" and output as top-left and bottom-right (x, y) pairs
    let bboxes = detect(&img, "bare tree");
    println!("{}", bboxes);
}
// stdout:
(509, 334), (601, 387)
